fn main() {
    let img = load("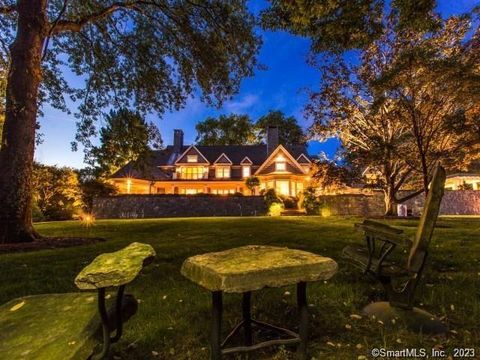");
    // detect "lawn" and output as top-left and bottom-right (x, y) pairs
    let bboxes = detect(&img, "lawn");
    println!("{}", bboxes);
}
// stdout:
(0, 216), (479, 359)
